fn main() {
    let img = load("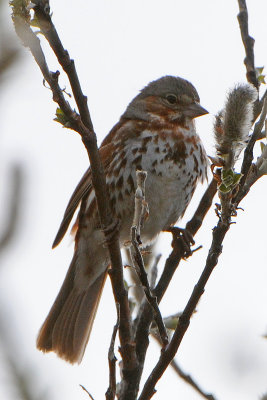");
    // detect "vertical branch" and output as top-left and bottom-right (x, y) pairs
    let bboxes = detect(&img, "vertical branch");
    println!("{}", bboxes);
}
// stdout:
(234, 97), (267, 204)
(129, 171), (168, 346)
(106, 304), (120, 400)
(237, 0), (259, 89)
(11, 0), (137, 387)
